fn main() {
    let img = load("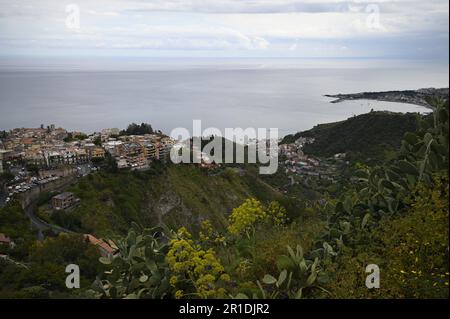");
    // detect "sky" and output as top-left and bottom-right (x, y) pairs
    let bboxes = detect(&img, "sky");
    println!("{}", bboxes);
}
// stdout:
(0, 0), (448, 59)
